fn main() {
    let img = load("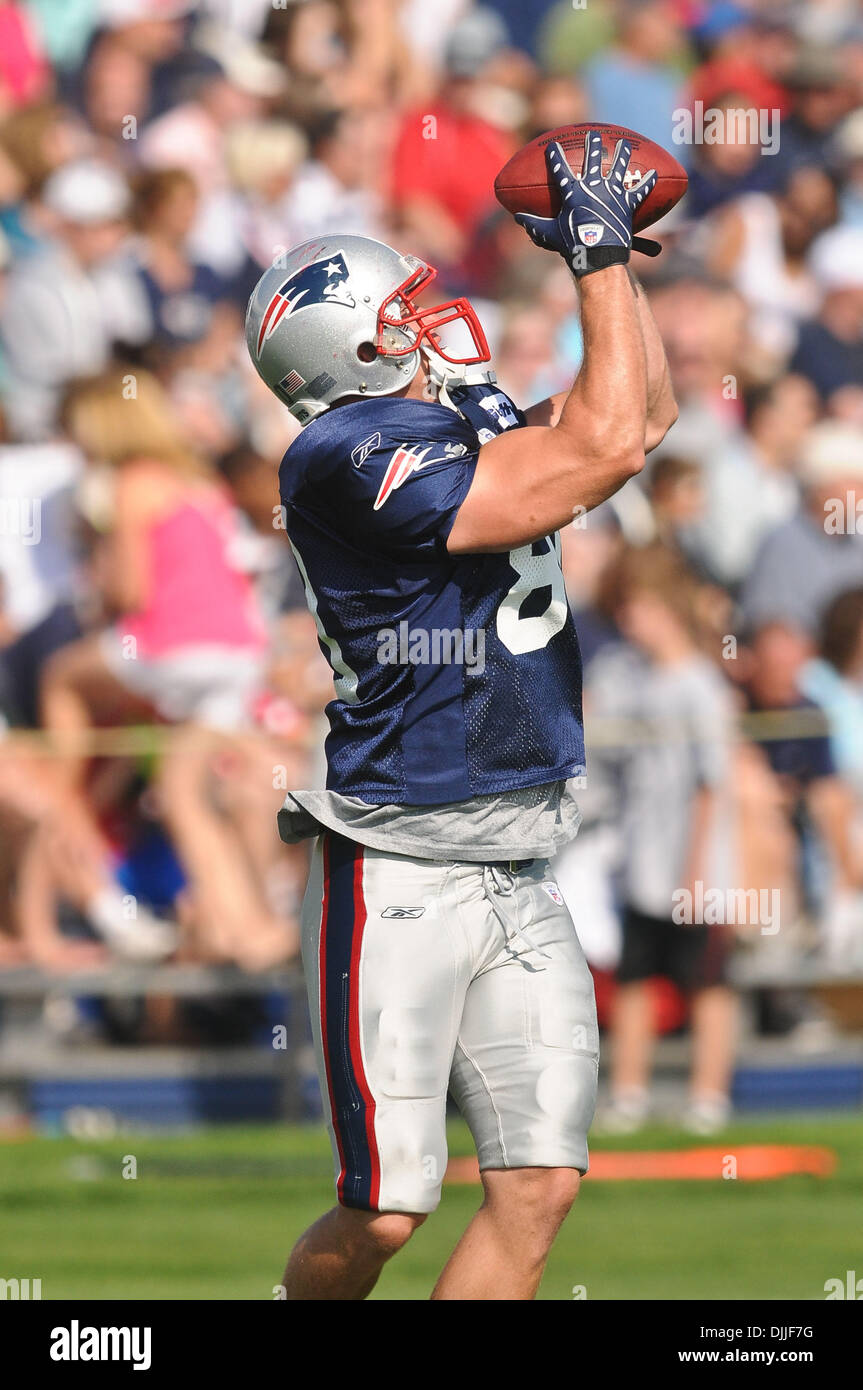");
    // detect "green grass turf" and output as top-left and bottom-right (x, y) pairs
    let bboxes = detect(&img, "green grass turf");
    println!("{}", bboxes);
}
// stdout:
(1, 1115), (861, 1300)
